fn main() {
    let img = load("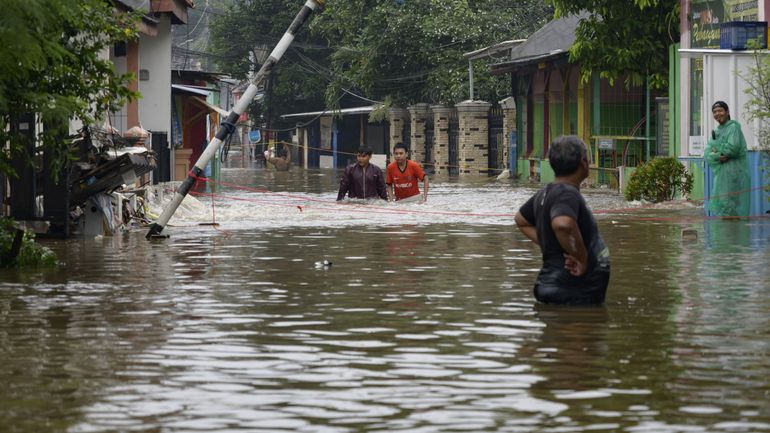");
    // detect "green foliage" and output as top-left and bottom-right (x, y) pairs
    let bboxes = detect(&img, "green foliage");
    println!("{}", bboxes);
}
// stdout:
(742, 39), (770, 201)
(0, 0), (140, 179)
(0, 218), (57, 268)
(210, 0), (551, 126)
(209, 0), (332, 128)
(549, 0), (679, 89)
(314, 0), (550, 107)
(625, 157), (693, 202)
